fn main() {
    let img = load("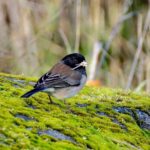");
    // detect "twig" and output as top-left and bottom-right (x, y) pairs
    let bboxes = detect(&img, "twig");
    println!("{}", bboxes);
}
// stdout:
(23, 0), (73, 47)
(88, 41), (102, 80)
(59, 29), (72, 54)
(126, 6), (150, 89)
(146, 57), (150, 92)
(74, 0), (81, 52)
(97, 0), (134, 71)
(98, 11), (137, 70)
